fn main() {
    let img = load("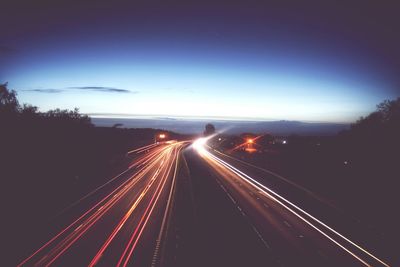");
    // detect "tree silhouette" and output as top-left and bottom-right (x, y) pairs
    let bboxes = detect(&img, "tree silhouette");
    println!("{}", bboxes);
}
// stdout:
(350, 97), (400, 138)
(0, 83), (92, 126)
(204, 123), (216, 136)
(44, 108), (92, 126)
(0, 82), (20, 115)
